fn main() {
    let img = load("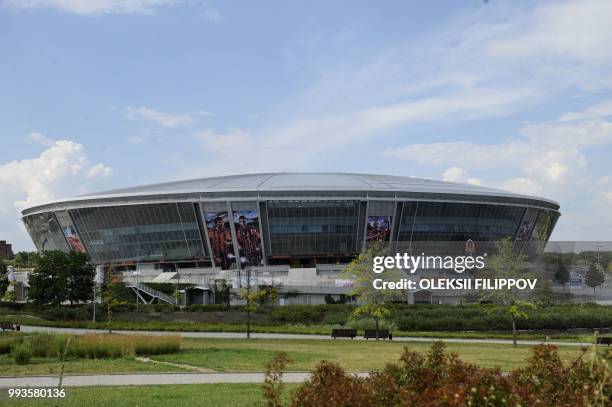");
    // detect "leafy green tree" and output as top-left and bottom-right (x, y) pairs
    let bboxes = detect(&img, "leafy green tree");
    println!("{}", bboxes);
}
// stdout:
(13, 251), (38, 268)
(585, 262), (605, 294)
(342, 243), (403, 340)
(553, 258), (569, 287)
(28, 250), (69, 305)
(480, 238), (536, 347)
(65, 251), (95, 305)
(0, 261), (10, 299)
